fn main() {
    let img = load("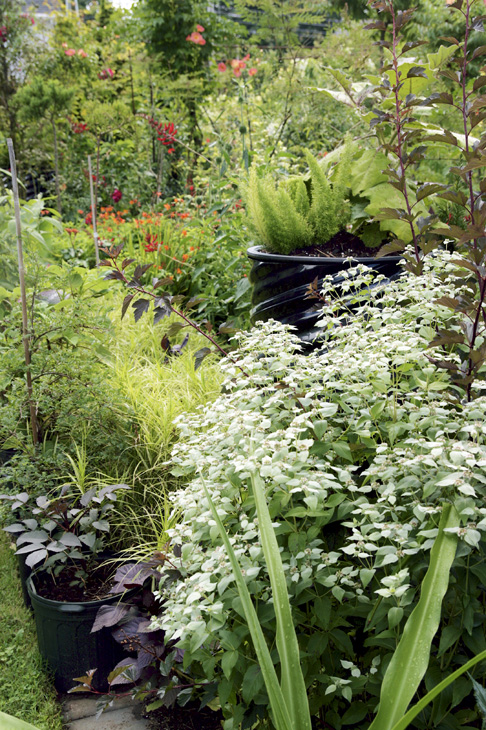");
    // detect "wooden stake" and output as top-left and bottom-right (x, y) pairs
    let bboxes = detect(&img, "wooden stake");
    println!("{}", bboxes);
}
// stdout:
(7, 139), (39, 446)
(88, 155), (100, 266)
